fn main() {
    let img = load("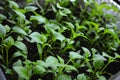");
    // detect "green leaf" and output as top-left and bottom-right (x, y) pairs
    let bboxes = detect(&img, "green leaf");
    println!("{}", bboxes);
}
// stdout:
(45, 23), (60, 30)
(57, 74), (72, 80)
(77, 74), (88, 80)
(115, 53), (120, 58)
(14, 10), (25, 19)
(57, 56), (64, 64)
(36, 60), (48, 68)
(40, 34), (47, 43)
(24, 60), (33, 67)
(30, 15), (47, 24)
(0, 24), (6, 37)
(65, 65), (78, 72)
(17, 36), (23, 41)
(9, 1), (19, 9)
(65, 22), (74, 29)
(104, 29), (115, 36)
(4, 36), (14, 47)
(14, 41), (28, 54)
(0, 14), (6, 21)
(13, 59), (22, 66)
(91, 48), (97, 54)
(25, 6), (38, 11)
(46, 56), (58, 67)
(29, 32), (46, 44)
(57, 3), (64, 9)
(12, 27), (27, 35)
(99, 3), (118, 12)
(27, 0), (34, 3)
(93, 54), (106, 70)
(5, 68), (13, 74)
(12, 51), (27, 59)
(4, 25), (10, 33)
(51, 30), (65, 42)
(89, 21), (99, 29)
(93, 54), (106, 61)
(102, 52), (112, 58)
(59, 0), (70, 6)
(98, 76), (106, 80)
(33, 65), (46, 74)
(82, 47), (91, 58)
(59, 8), (71, 16)
(13, 66), (30, 80)
(69, 51), (83, 59)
